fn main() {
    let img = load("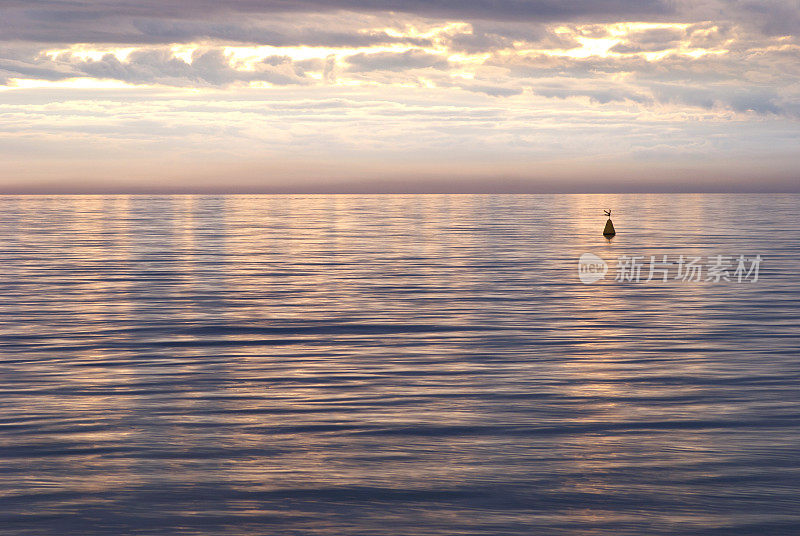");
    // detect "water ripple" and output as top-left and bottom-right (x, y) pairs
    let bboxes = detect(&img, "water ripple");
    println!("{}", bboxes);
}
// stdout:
(1, 194), (799, 535)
